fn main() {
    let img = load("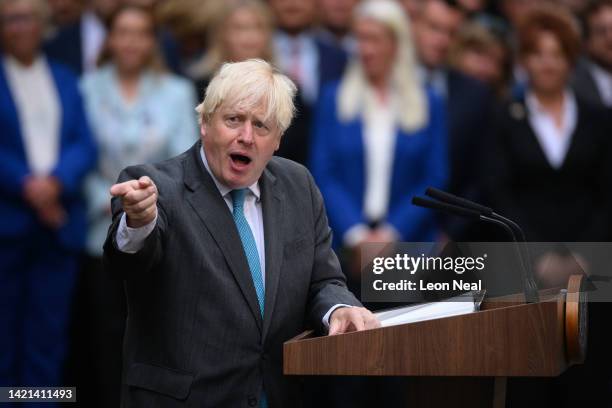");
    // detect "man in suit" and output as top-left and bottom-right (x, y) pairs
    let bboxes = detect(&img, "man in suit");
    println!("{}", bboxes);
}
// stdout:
(103, 59), (379, 407)
(571, 0), (612, 108)
(269, 0), (349, 167)
(44, 0), (120, 75)
(0, 0), (96, 395)
(412, 0), (493, 240)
